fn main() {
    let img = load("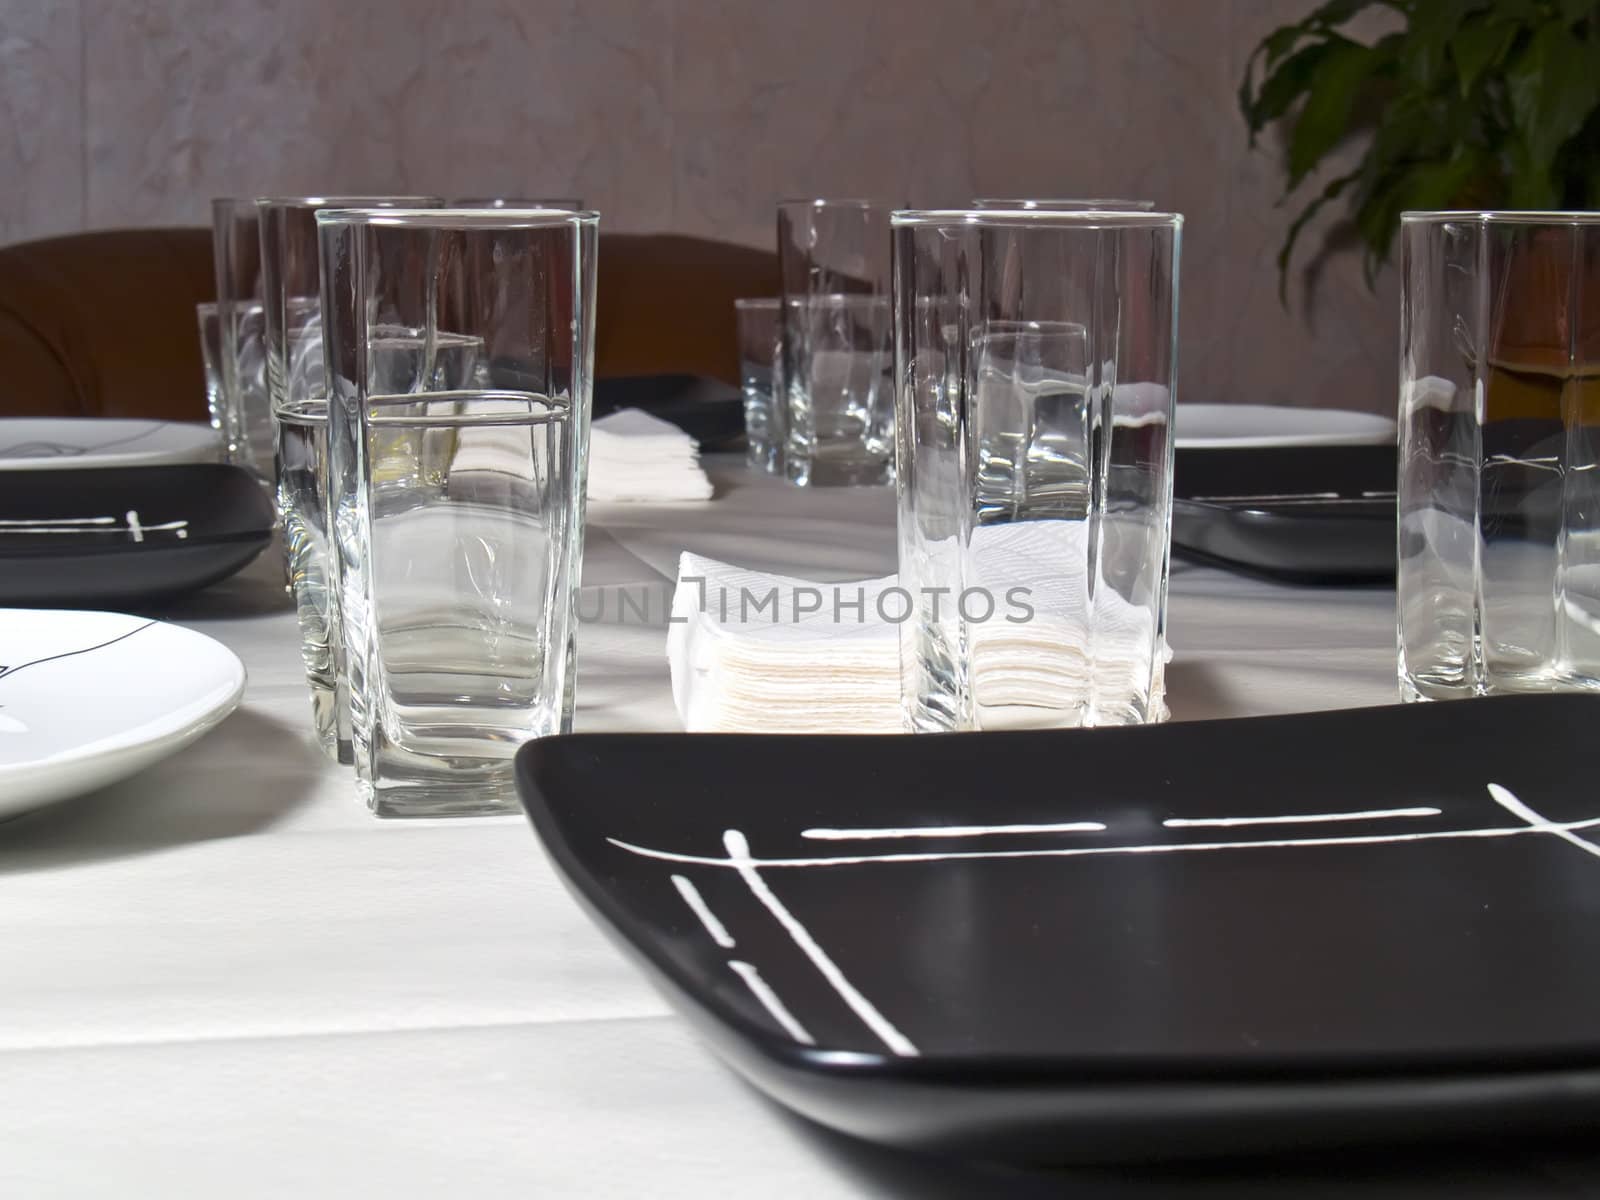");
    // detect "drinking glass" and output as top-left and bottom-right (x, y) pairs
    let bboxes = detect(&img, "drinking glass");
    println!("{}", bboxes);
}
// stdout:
(276, 396), (343, 758)
(258, 196), (444, 418)
(211, 198), (273, 478)
(972, 198), (1156, 210)
(319, 207), (597, 817)
(777, 199), (898, 486)
(258, 196), (441, 760)
(196, 302), (225, 436)
(1398, 211), (1600, 699)
(892, 208), (1182, 731)
(734, 297), (782, 473)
